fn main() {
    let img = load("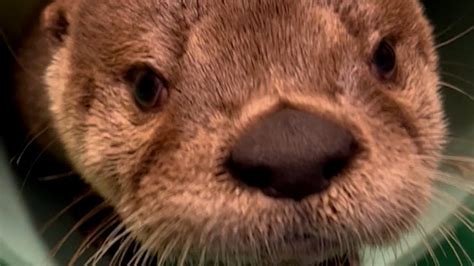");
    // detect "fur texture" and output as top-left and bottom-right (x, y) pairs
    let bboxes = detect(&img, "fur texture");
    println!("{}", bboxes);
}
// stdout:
(14, 0), (447, 264)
